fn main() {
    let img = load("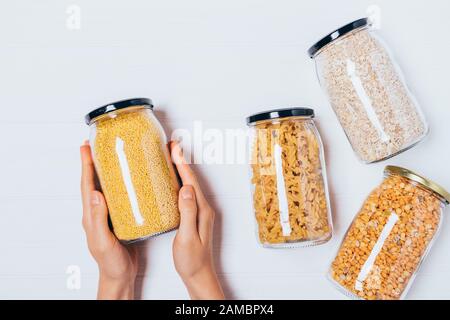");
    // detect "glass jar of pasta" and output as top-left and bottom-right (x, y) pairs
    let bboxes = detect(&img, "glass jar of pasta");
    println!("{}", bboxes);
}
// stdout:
(308, 18), (428, 163)
(329, 166), (450, 300)
(85, 98), (180, 243)
(246, 108), (333, 248)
